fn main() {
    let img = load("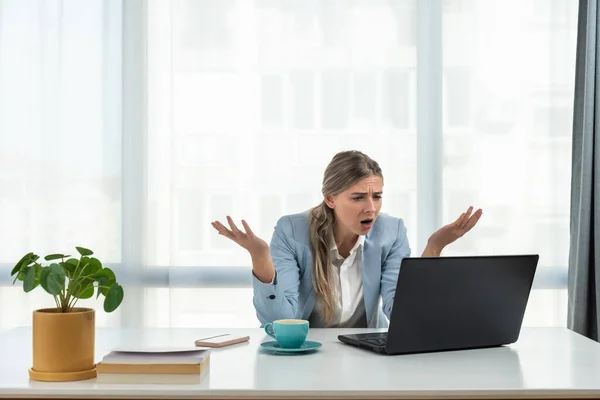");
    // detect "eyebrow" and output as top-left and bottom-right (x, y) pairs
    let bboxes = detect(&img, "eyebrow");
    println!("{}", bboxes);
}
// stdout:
(350, 192), (383, 196)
